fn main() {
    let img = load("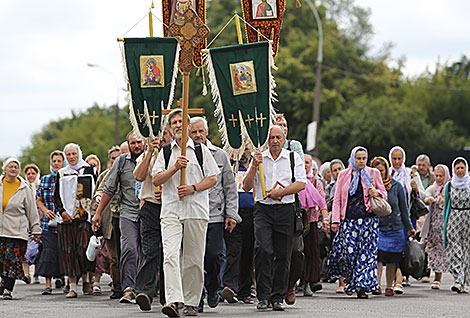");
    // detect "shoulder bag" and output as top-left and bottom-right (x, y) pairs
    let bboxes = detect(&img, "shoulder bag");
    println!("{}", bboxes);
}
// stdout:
(369, 170), (392, 217)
